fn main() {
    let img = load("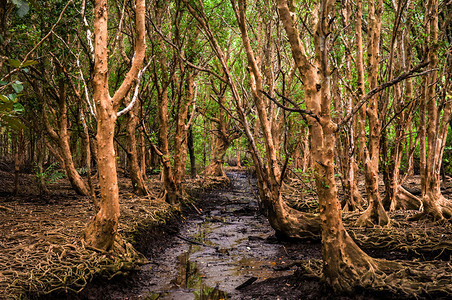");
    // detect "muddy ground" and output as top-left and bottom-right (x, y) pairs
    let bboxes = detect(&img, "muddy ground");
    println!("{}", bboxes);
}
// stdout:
(58, 171), (452, 299)
(1, 169), (452, 299)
